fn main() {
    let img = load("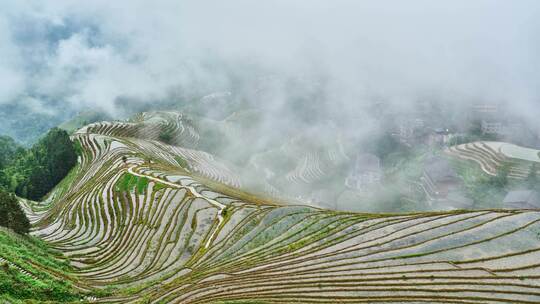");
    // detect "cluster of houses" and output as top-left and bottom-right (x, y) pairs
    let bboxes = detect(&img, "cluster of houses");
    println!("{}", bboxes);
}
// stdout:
(391, 117), (454, 148)
(389, 102), (540, 150)
(416, 155), (540, 210)
(338, 102), (540, 210)
(414, 154), (540, 210)
(343, 151), (474, 209)
(343, 149), (540, 211)
(473, 103), (540, 147)
(475, 104), (521, 137)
